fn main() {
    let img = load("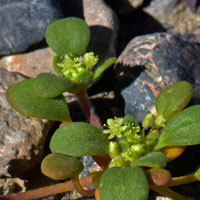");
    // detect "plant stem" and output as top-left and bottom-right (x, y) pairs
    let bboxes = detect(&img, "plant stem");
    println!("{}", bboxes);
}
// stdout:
(76, 90), (110, 169)
(167, 173), (198, 187)
(76, 91), (103, 130)
(92, 155), (110, 170)
(0, 176), (94, 200)
(72, 175), (95, 197)
(150, 185), (189, 200)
